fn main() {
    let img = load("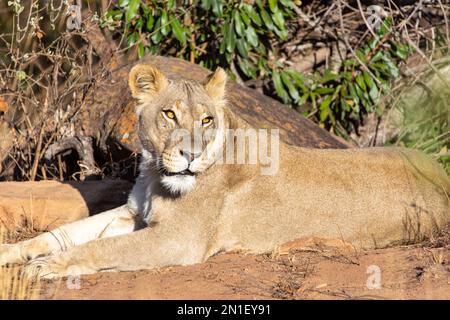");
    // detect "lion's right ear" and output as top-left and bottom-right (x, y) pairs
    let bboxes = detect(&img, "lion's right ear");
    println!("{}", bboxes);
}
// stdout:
(128, 64), (168, 100)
